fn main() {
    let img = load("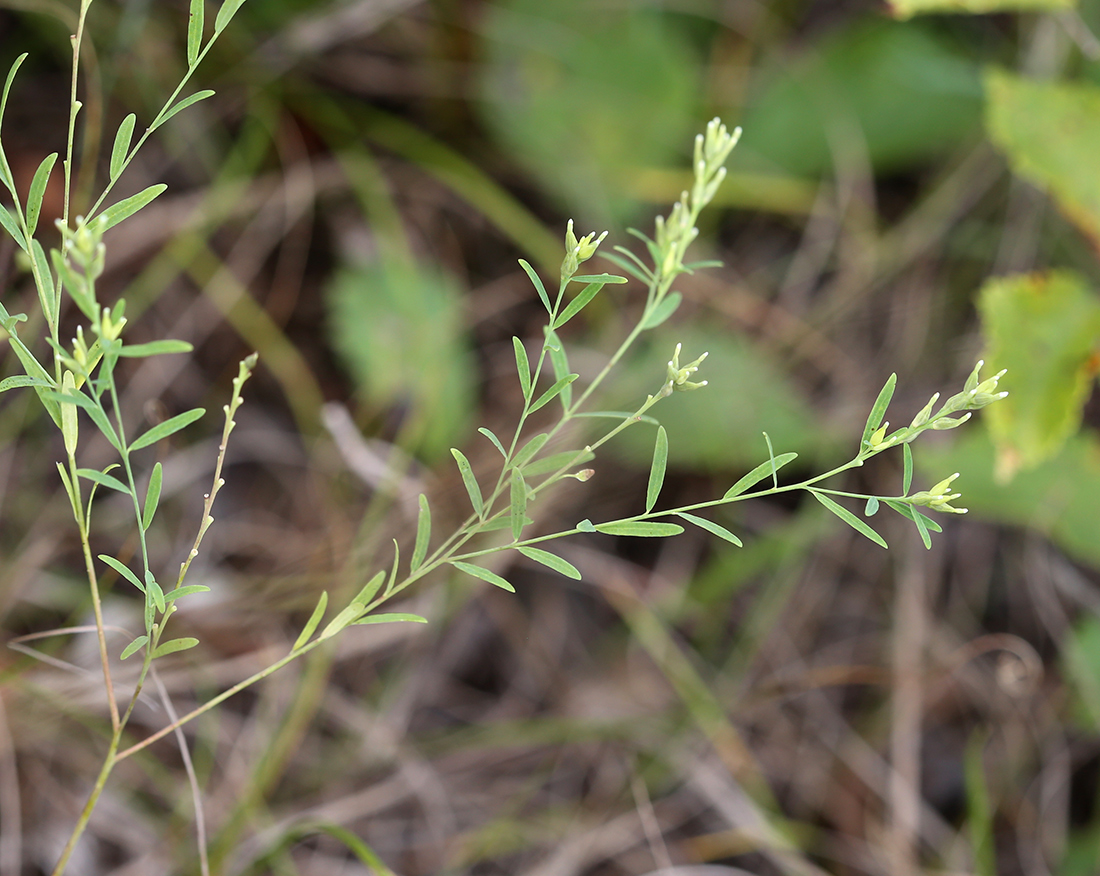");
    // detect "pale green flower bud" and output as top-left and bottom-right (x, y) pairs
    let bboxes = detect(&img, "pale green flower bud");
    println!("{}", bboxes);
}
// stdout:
(561, 220), (608, 279)
(665, 342), (708, 392)
(909, 393), (939, 429)
(931, 412), (971, 430)
(907, 472), (967, 514)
